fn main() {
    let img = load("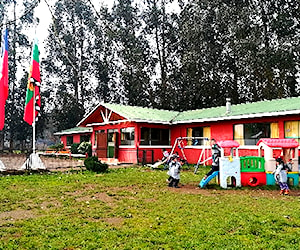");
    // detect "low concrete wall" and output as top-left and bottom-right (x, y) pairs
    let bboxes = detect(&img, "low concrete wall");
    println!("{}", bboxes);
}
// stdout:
(0, 154), (84, 171)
